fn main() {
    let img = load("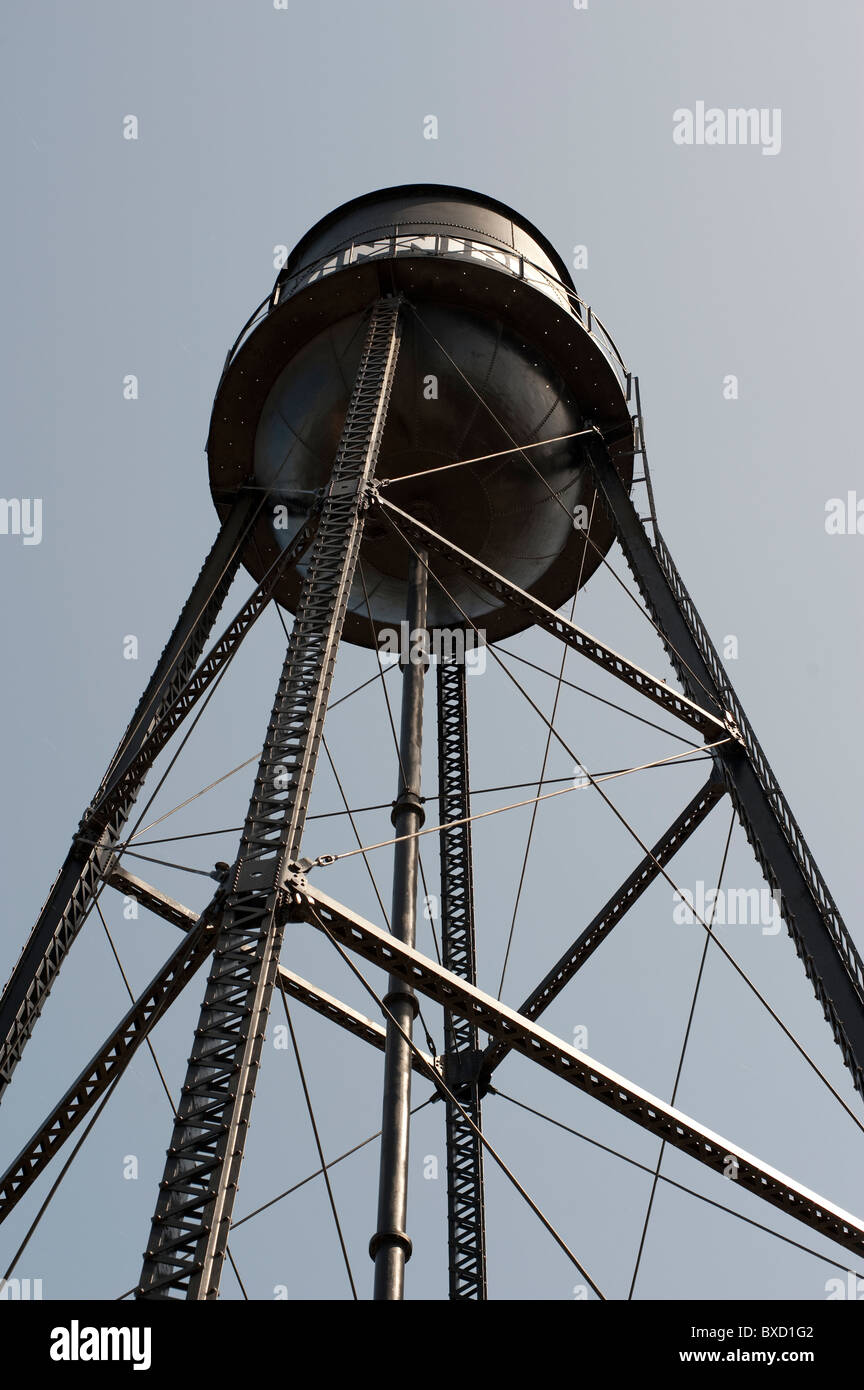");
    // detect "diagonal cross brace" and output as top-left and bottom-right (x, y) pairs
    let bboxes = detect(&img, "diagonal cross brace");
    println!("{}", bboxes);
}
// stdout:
(375, 495), (732, 740)
(0, 918), (218, 1225)
(479, 773), (726, 1084)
